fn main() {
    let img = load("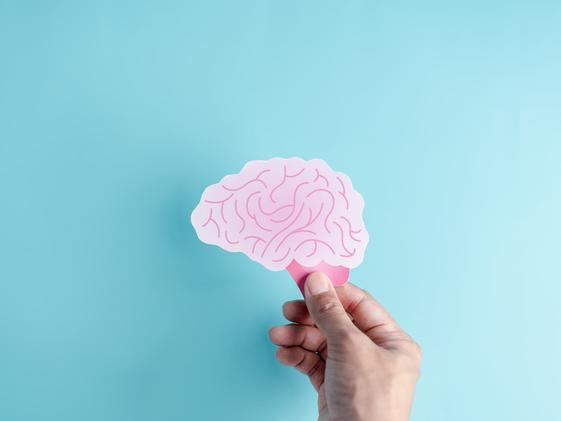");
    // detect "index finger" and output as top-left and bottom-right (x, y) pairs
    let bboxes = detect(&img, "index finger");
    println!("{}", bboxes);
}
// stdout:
(334, 282), (411, 345)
